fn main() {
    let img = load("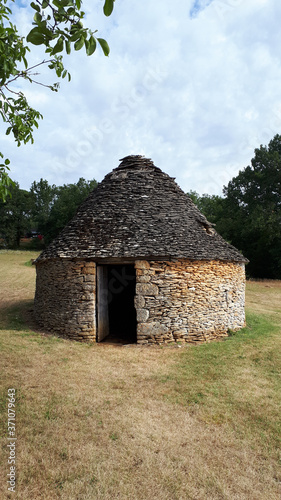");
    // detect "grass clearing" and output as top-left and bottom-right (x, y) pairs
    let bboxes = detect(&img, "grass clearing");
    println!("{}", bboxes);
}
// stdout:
(0, 250), (281, 499)
(158, 311), (281, 450)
